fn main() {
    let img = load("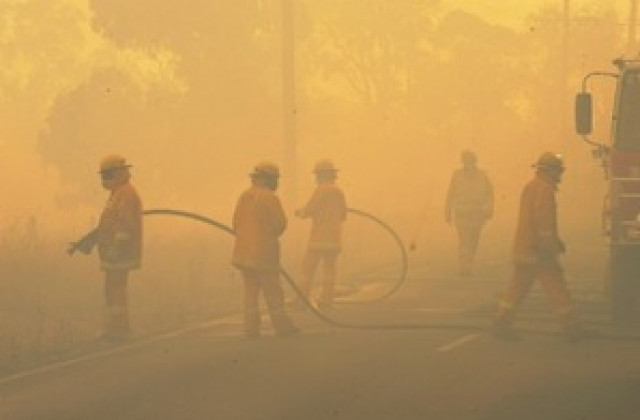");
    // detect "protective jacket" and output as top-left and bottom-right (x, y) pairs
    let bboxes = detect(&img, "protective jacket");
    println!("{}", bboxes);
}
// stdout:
(445, 168), (493, 222)
(232, 185), (287, 273)
(299, 182), (347, 252)
(512, 173), (565, 264)
(98, 182), (143, 271)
